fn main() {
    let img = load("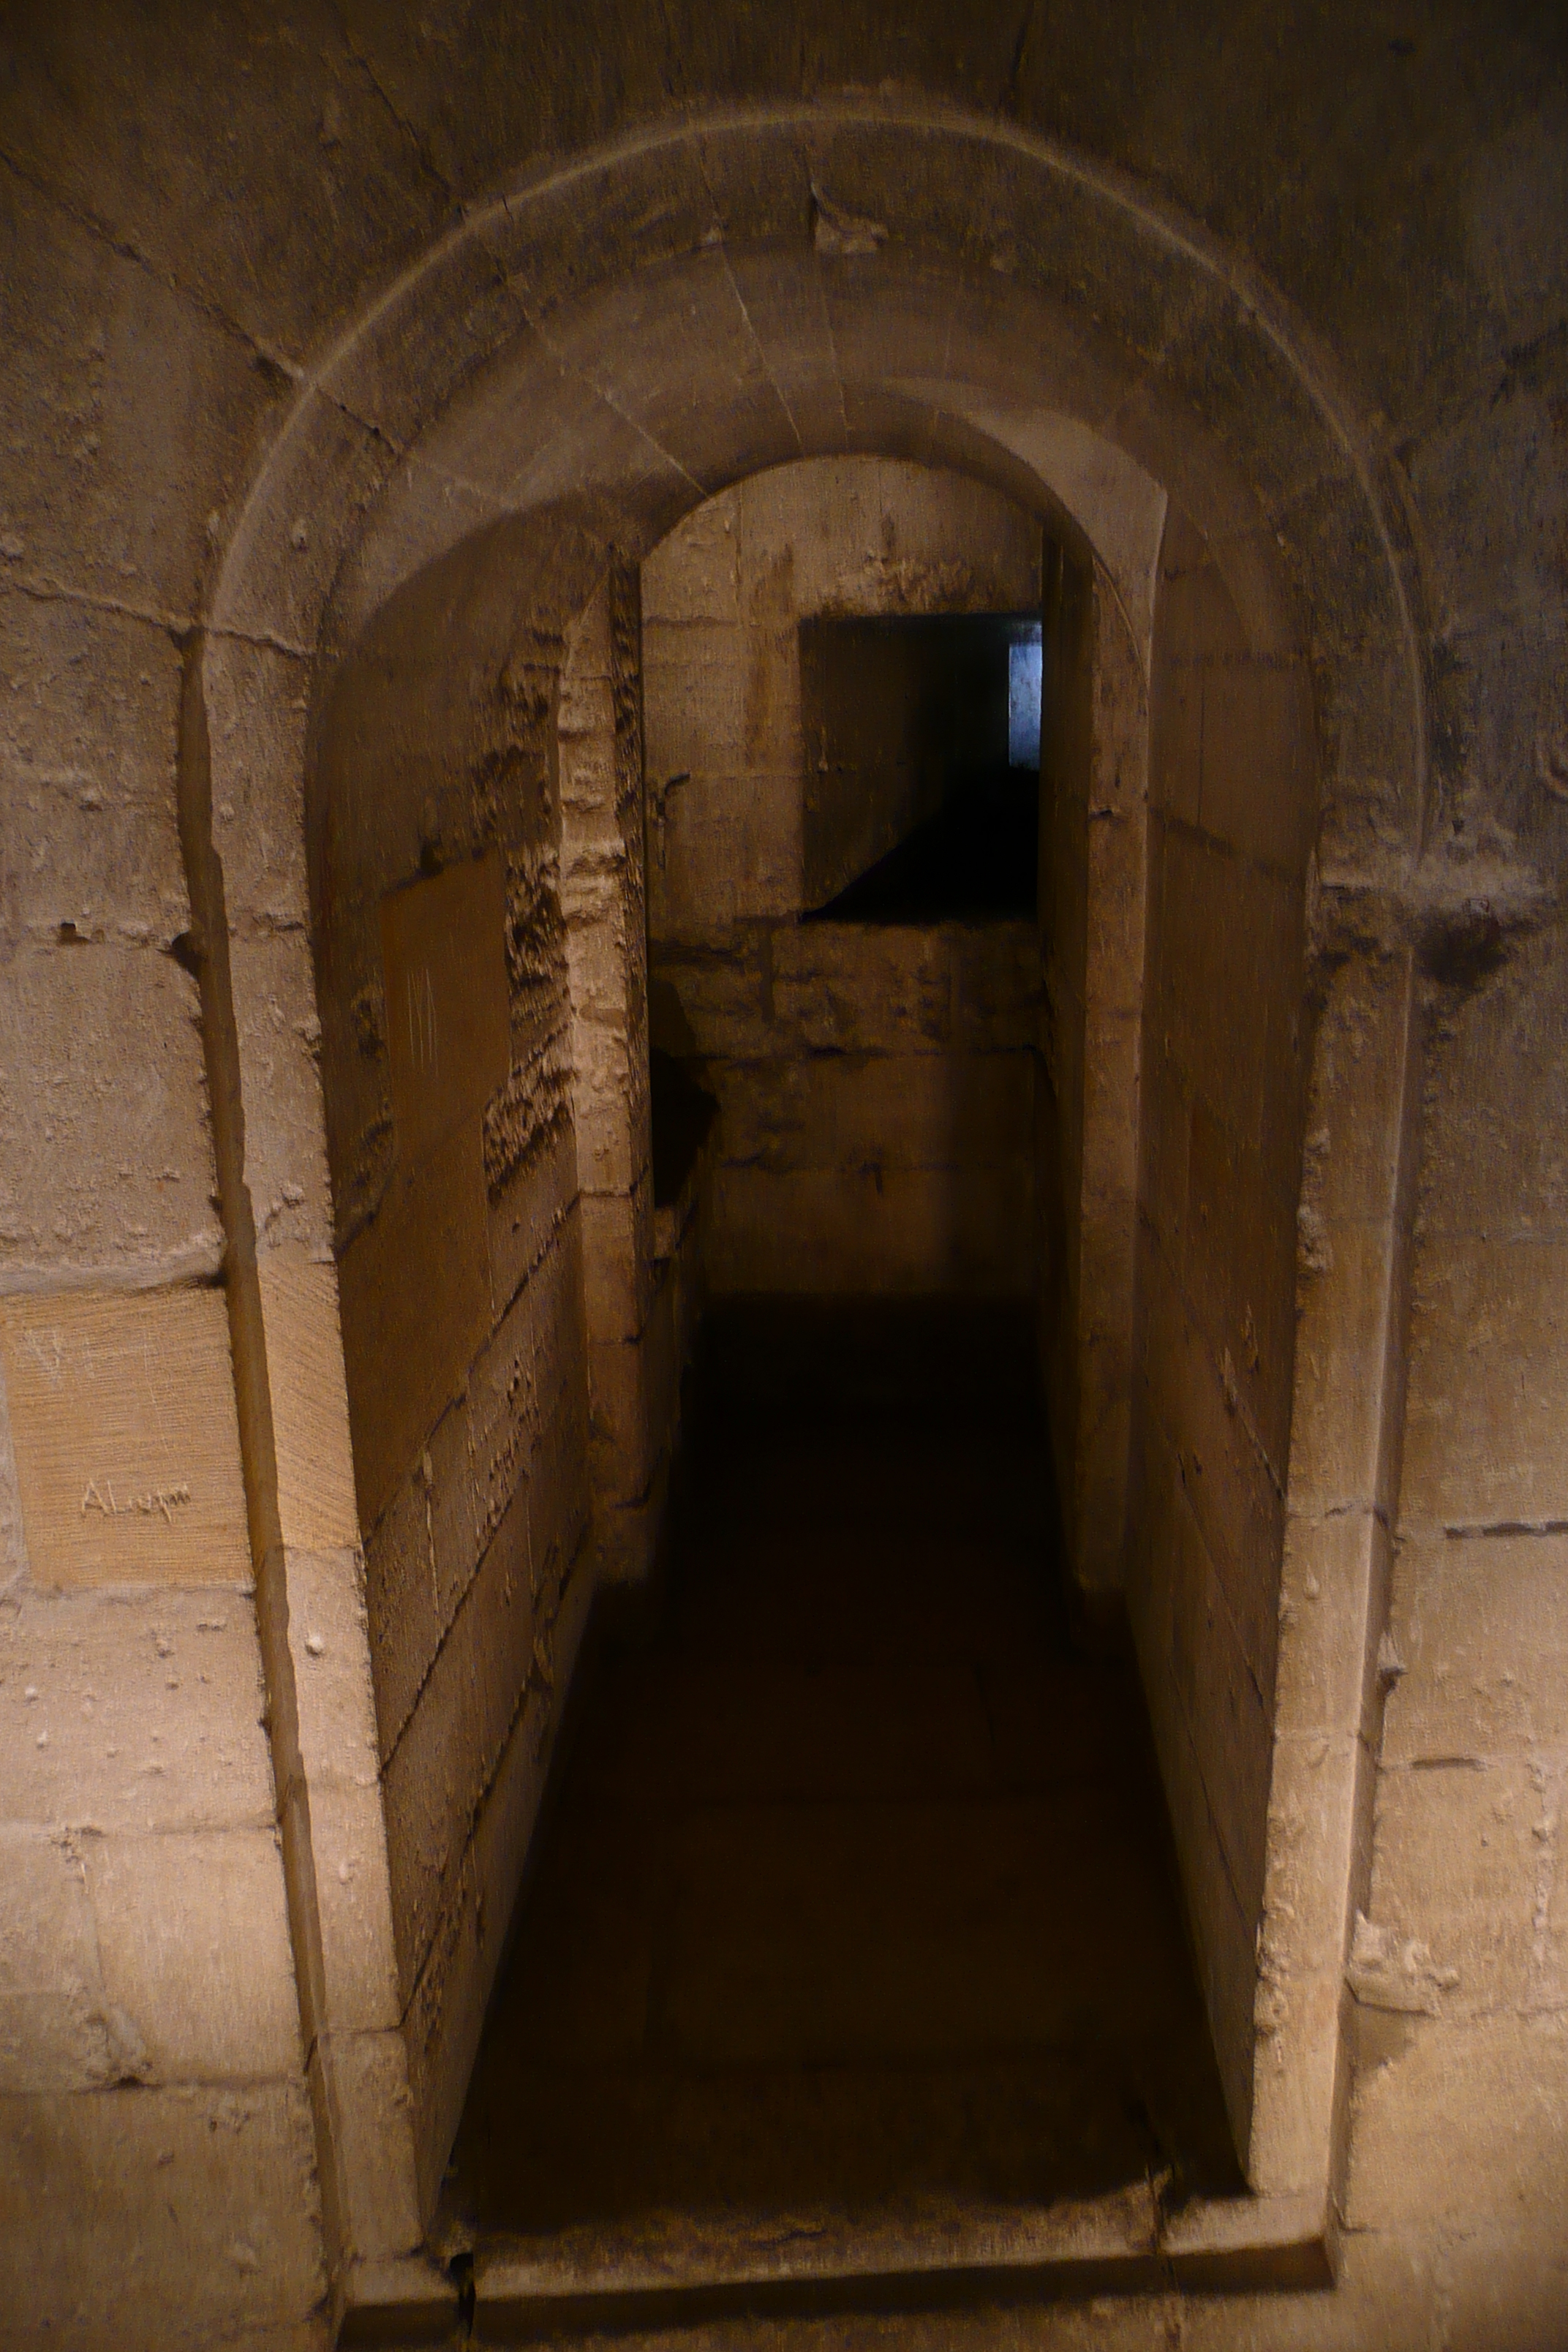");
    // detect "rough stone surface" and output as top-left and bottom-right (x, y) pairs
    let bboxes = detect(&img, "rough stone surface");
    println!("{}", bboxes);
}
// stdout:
(0, 1584), (275, 1835)
(1, 10), (1564, 2340)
